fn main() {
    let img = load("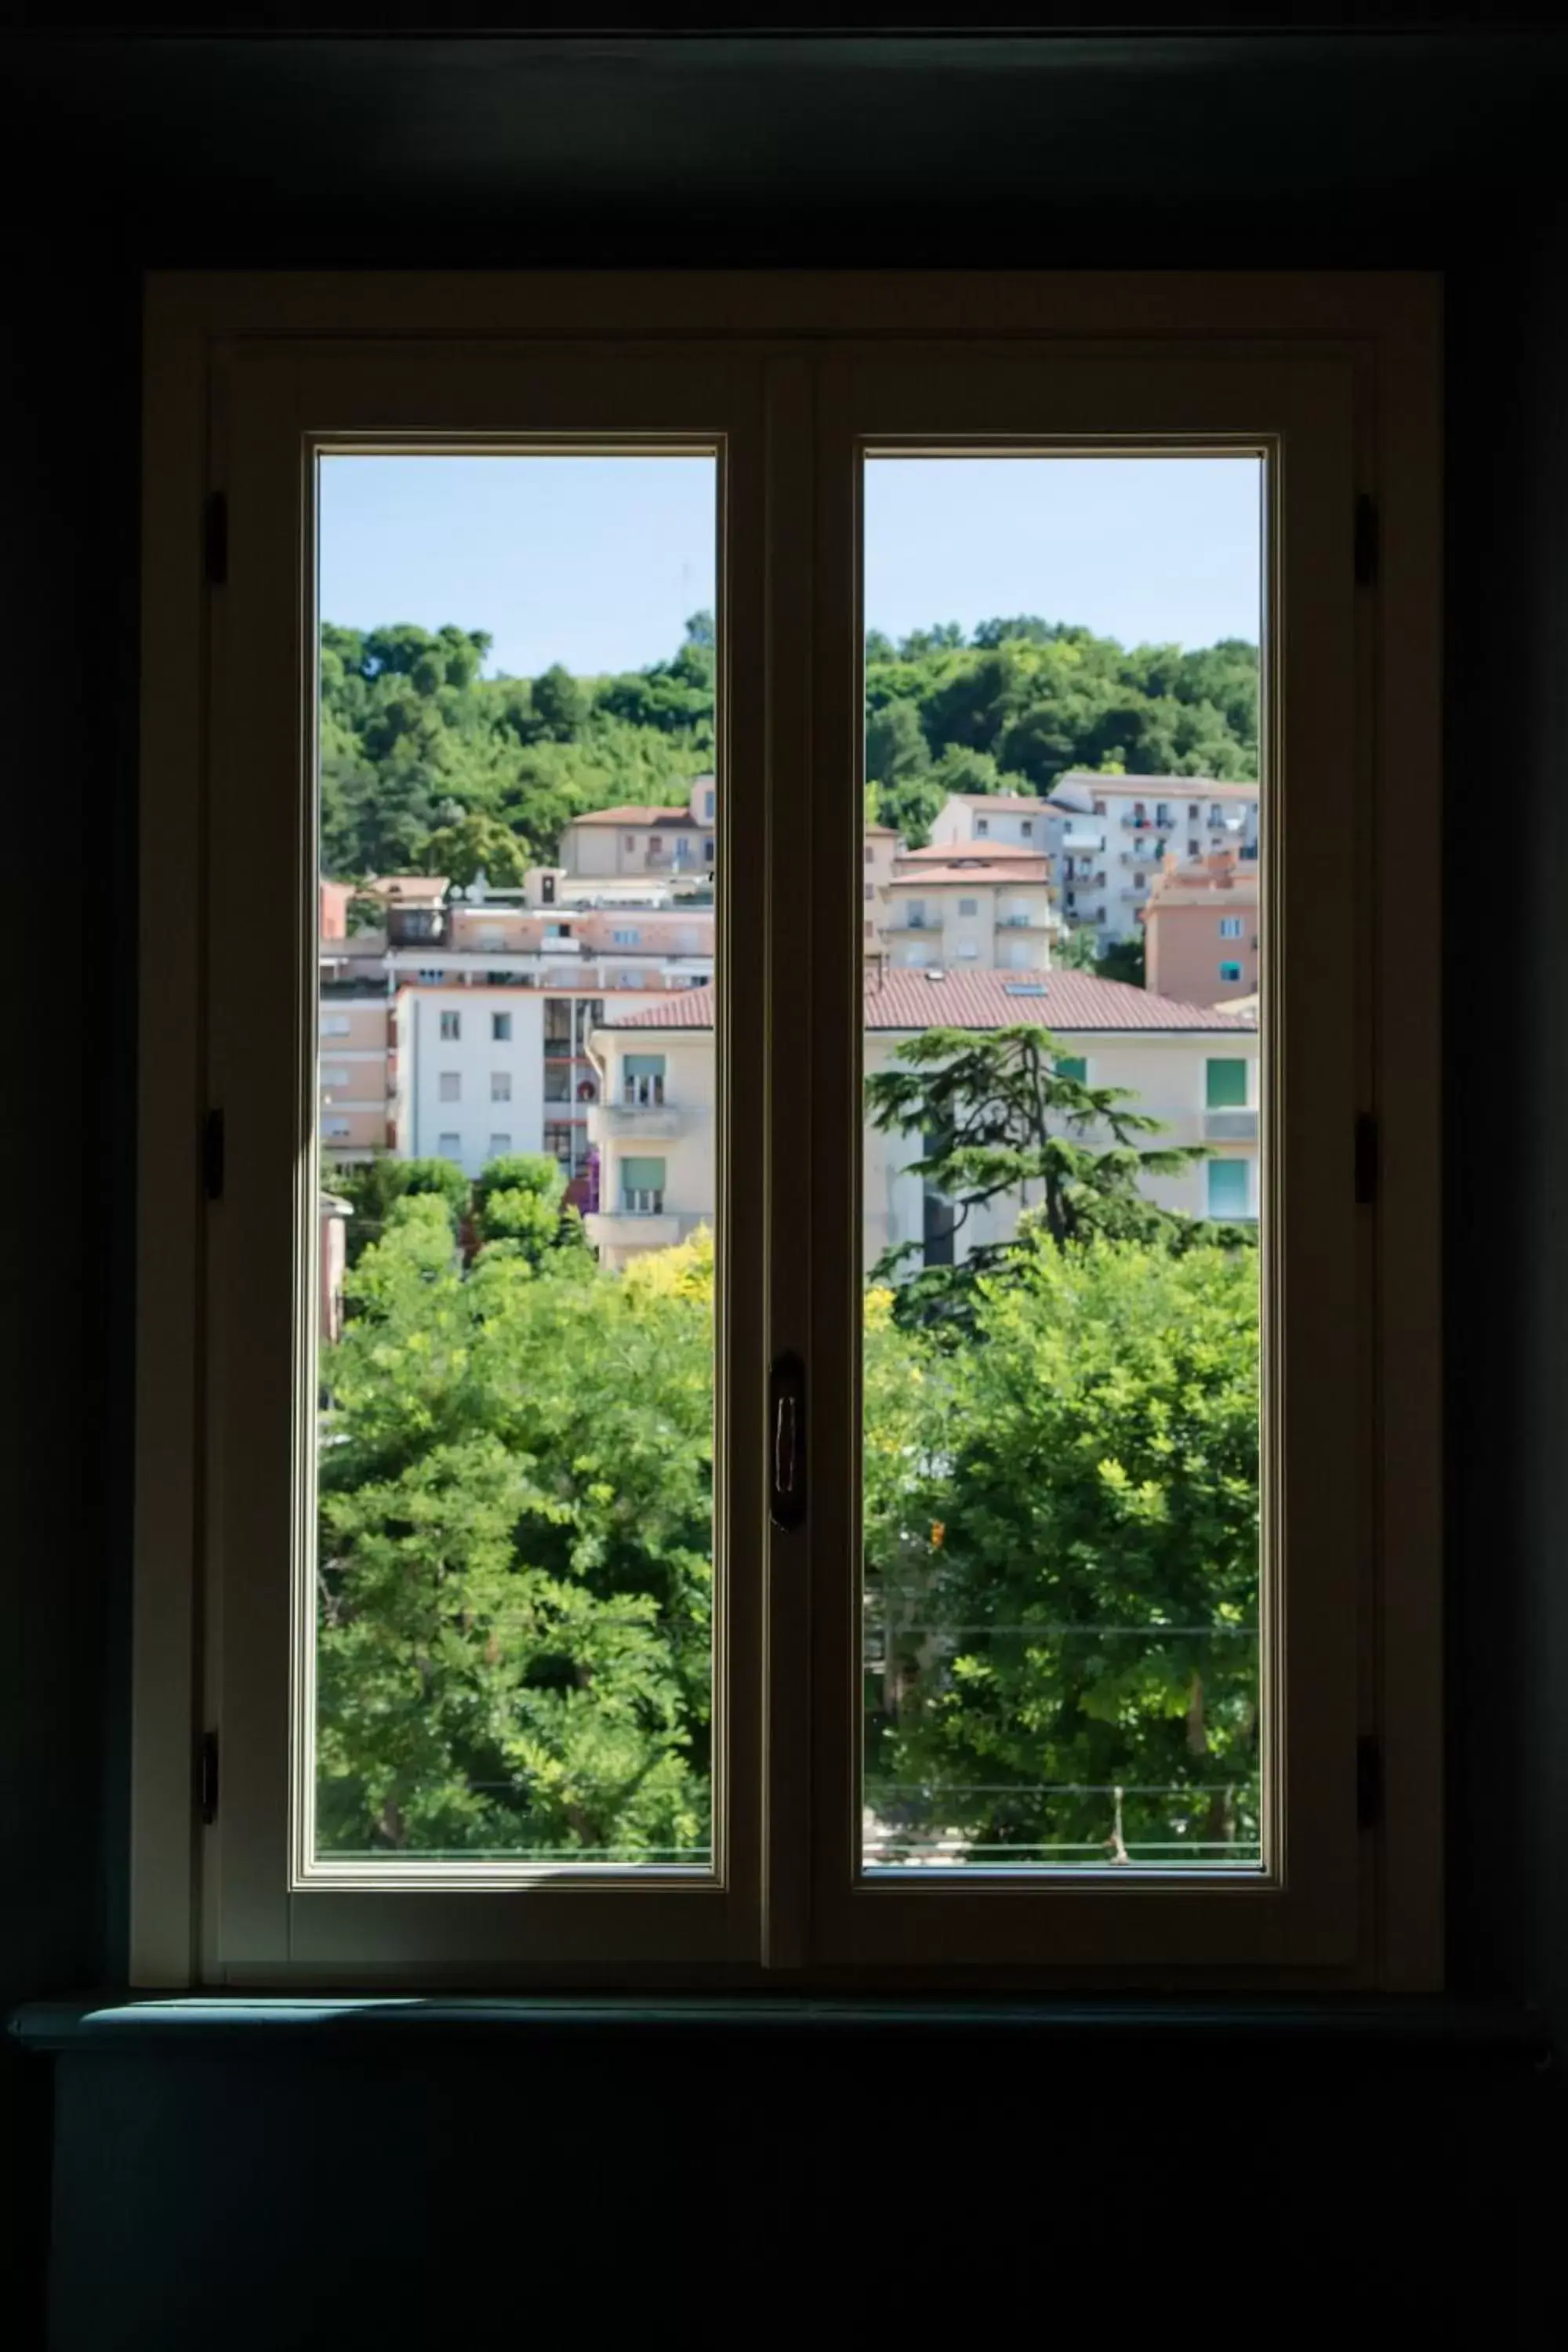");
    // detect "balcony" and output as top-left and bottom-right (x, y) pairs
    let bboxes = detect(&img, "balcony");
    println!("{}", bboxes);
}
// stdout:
(585, 1208), (683, 1253)
(596, 1102), (684, 1139)
(1204, 1109), (1259, 1142)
